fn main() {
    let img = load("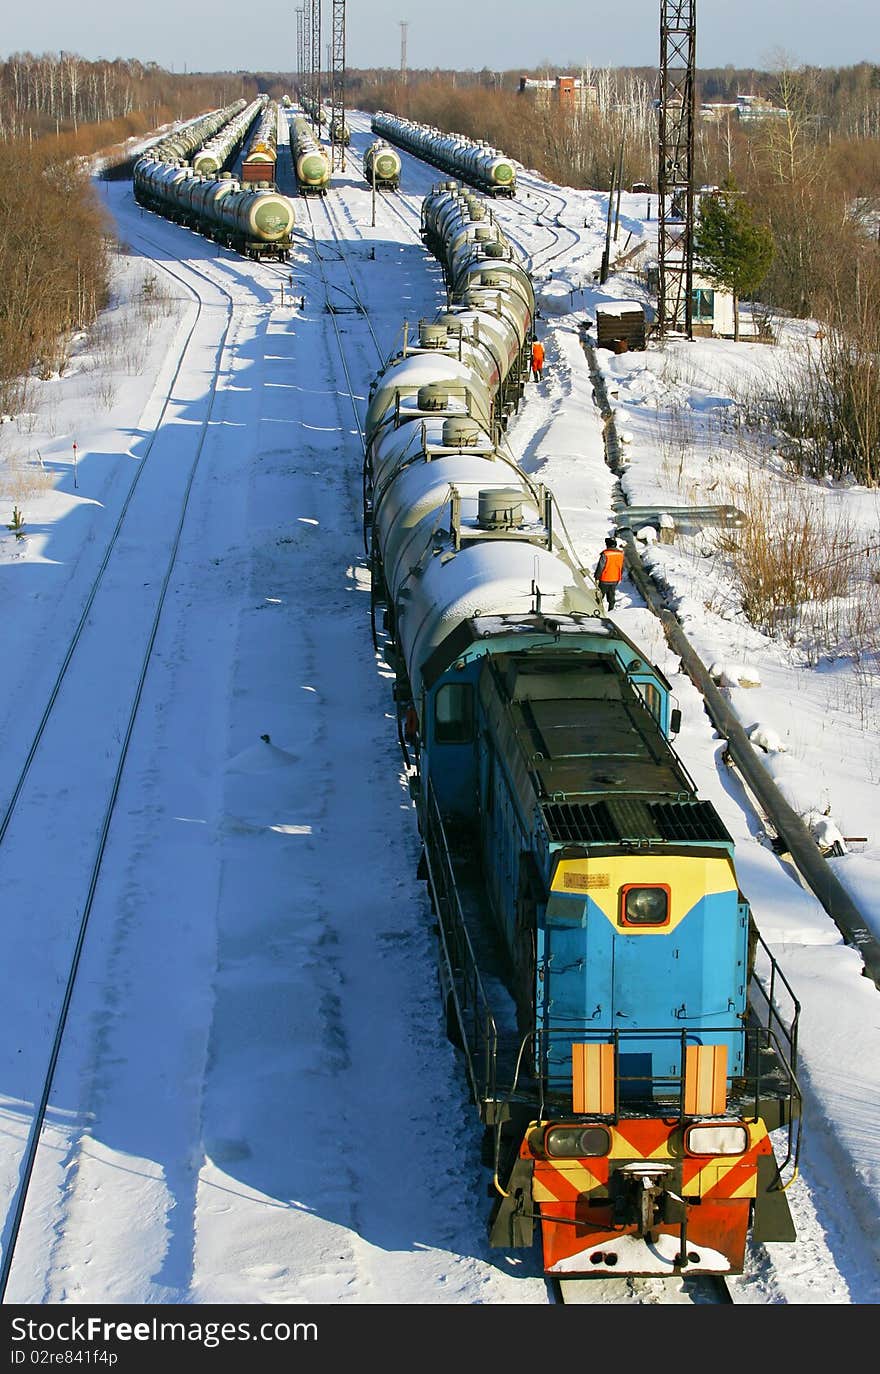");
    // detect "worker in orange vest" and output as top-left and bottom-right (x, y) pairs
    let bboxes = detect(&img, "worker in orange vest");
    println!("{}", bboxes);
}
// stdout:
(404, 702), (420, 757)
(595, 536), (624, 610)
(530, 338), (545, 381)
